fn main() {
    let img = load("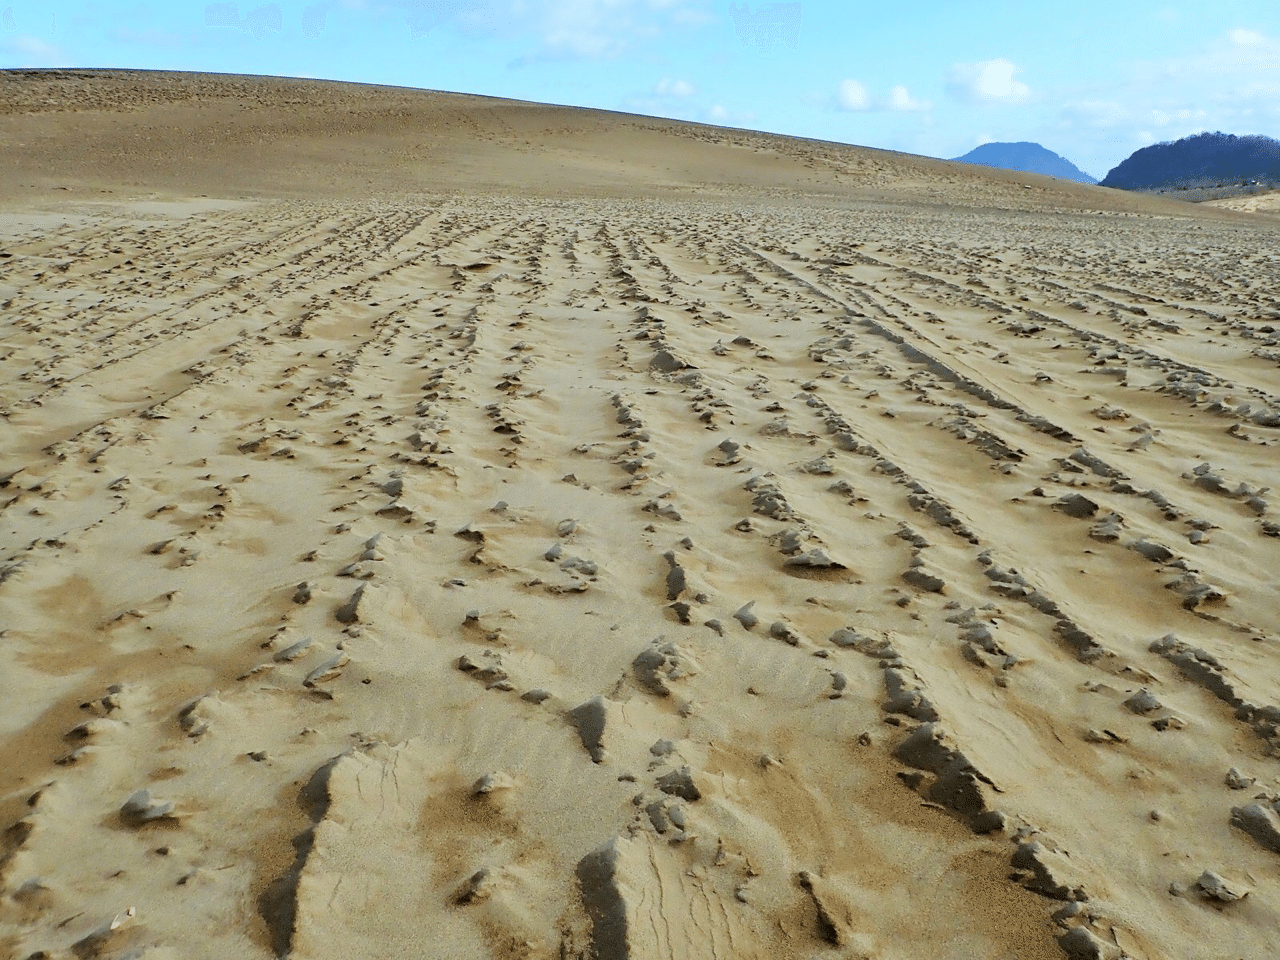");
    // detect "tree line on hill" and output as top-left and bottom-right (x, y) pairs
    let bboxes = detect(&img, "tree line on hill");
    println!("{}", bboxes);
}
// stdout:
(1100, 132), (1280, 190)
